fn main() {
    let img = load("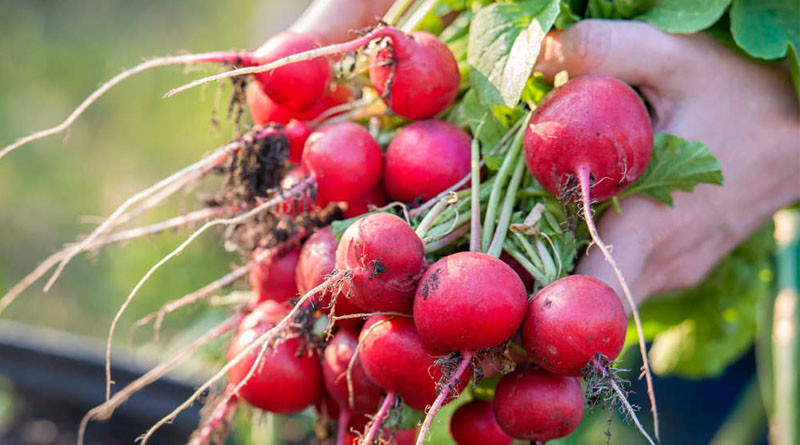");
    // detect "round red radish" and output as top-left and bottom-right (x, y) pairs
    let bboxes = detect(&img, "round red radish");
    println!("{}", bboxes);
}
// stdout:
(335, 213), (425, 314)
(227, 302), (322, 414)
(358, 315), (467, 411)
(383, 120), (471, 203)
(523, 75), (652, 202)
(493, 367), (584, 441)
(341, 185), (389, 218)
(250, 247), (300, 303)
(251, 32), (330, 112)
(246, 82), (293, 126)
(522, 275), (627, 376)
(275, 166), (320, 215)
(284, 119), (311, 164)
(450, 400), (512, 445)
(302, 122), (383, 203)
(296, 226), (364, 331)
(369, 31), (460, 120)
(413, 252), (527, 354)
(322, 330), (383, 414)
